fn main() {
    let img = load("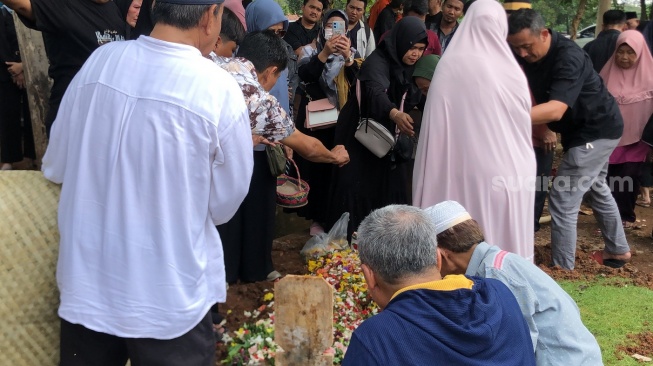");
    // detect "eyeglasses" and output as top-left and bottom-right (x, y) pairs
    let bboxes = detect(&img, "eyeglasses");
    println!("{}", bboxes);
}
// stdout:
(271, 29), (287, 37)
